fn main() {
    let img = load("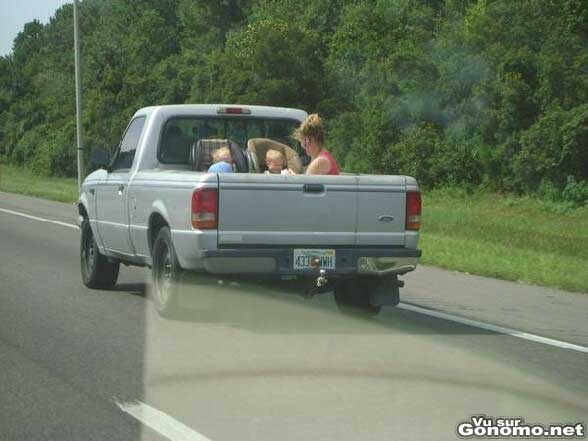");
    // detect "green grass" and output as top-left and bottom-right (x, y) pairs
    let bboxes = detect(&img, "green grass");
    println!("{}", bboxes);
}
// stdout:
(0, 164), (79, 203)
(420, 187), (588, 293)
(1, 164), (586, 293)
